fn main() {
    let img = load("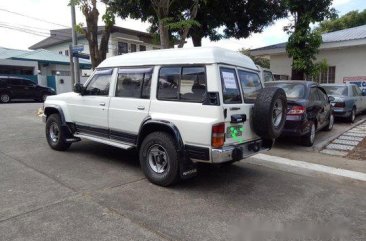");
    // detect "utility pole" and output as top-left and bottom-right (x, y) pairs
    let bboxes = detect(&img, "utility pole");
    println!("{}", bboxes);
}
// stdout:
(70, 3), (80, 84)
(68, 44), (75, 86)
